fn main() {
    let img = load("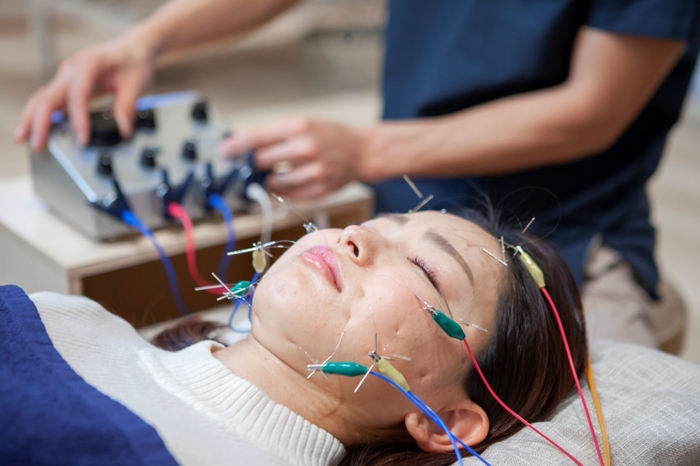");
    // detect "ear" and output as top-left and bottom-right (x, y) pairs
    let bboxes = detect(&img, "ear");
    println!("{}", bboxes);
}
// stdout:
(404, 399), (489, 453)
